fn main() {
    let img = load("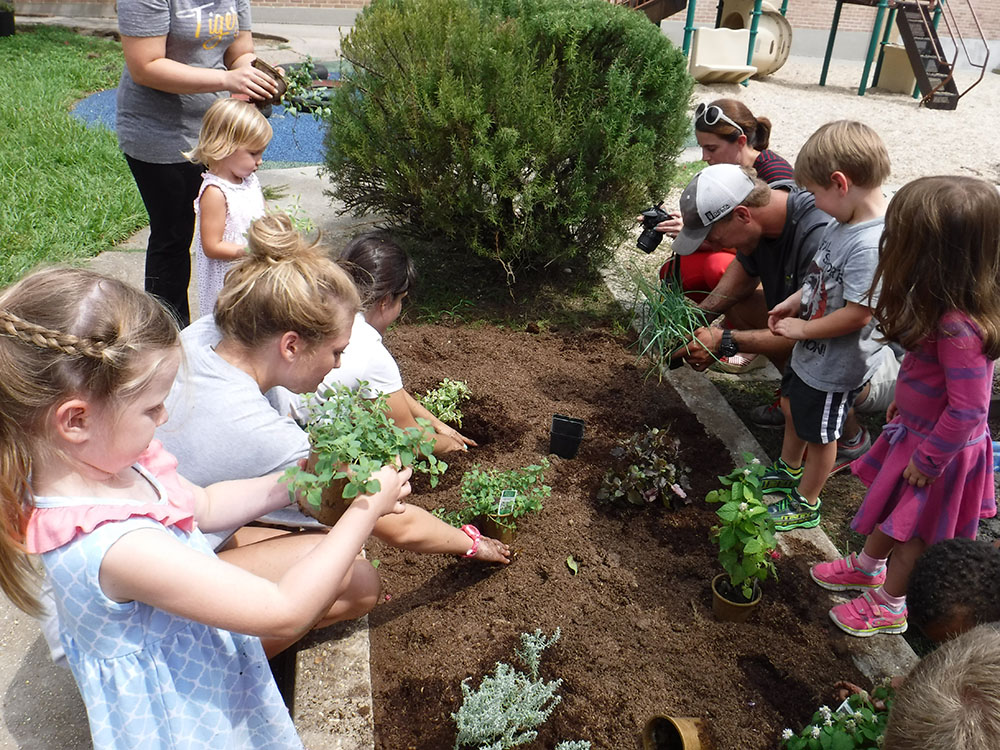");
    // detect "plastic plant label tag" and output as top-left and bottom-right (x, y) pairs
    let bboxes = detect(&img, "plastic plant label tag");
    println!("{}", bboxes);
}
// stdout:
(496, 490), (517, 517)
(835, 698), (857, 715)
